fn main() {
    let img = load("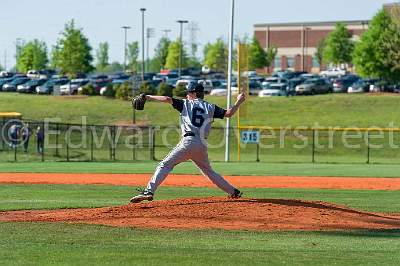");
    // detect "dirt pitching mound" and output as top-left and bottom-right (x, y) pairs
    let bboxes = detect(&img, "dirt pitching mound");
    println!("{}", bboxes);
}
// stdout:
(1, 197), (400, 231)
